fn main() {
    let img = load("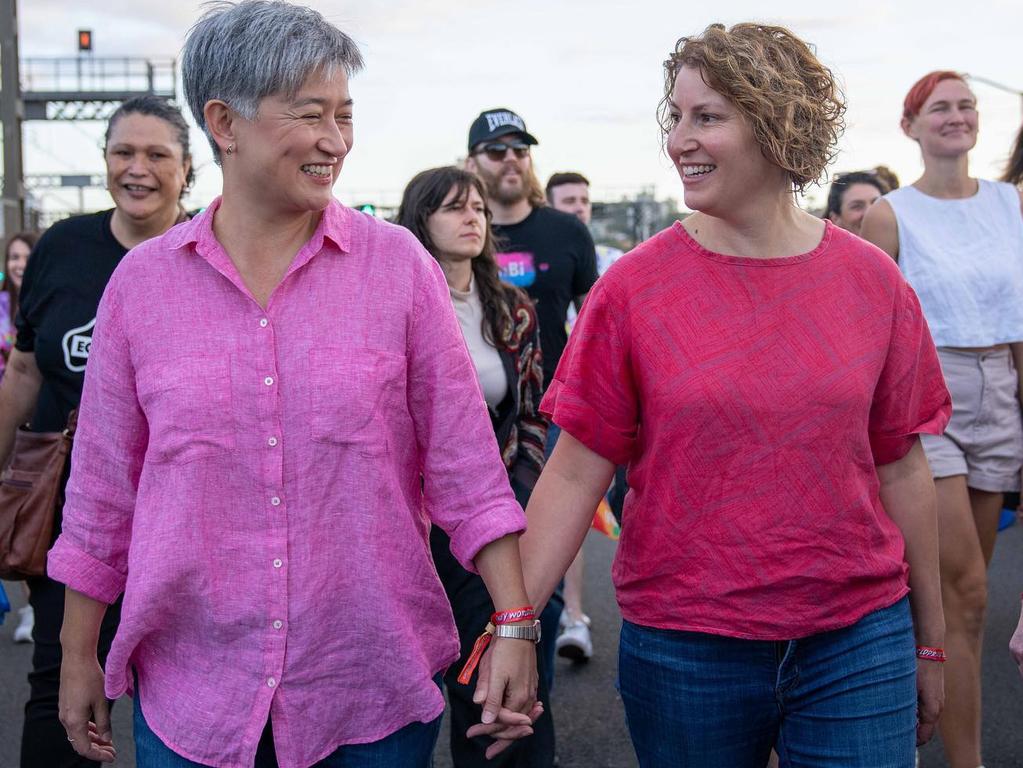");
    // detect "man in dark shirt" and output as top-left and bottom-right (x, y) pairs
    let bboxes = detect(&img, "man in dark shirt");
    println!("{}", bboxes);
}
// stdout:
(465, 109), (598, 391)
